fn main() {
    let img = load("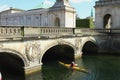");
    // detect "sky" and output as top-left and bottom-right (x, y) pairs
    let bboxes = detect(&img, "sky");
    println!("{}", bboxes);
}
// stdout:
(0, 0), (98, 18)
